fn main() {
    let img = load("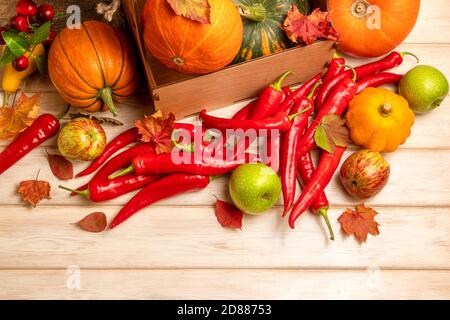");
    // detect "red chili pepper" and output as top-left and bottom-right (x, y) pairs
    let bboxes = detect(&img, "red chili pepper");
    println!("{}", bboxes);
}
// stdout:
(297, 77), (358, 157)
(297, 152), (334, 240)
(316, 52), (418, 109)
(109, 174), (210, 229)
(357, 72), (403, 94)
(72, 143), (156, 195)
(250, 71), (293, 120)
(322, 53), (345, 84)
(282, 86), (292, 98)
(232, 100), (255, 121)
(289, 146), (346, 229)
(0, 114), (59, 176)
(116, 151), (261, 177)
(76, 127), (139, 177)
(277, 73), (323, 115)
(61, 174), (160, 202)
(280, 82), (320, 216)
(200, 109), (294, 133)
